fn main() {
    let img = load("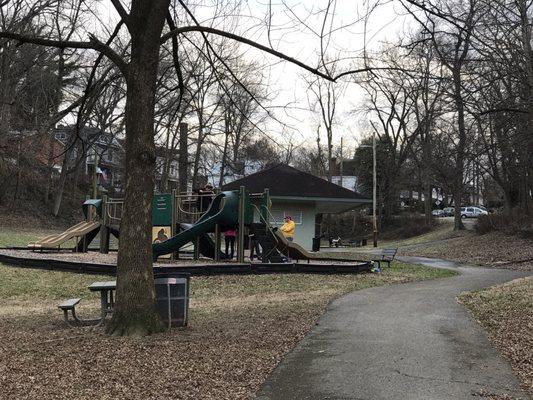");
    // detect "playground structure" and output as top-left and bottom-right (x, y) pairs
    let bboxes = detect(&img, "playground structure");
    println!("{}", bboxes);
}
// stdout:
(28, 200), (103, 252)
(25, 186), (371, 267)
